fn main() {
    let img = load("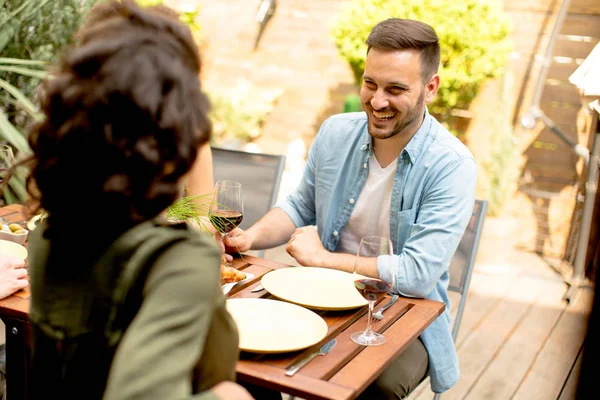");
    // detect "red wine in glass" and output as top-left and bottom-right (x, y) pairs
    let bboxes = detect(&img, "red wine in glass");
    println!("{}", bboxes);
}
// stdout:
(351, 236), (394, 346)
(209, 210), (243, 234)
(210, 180), (244, 267)
(354, 278), (392, 303)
